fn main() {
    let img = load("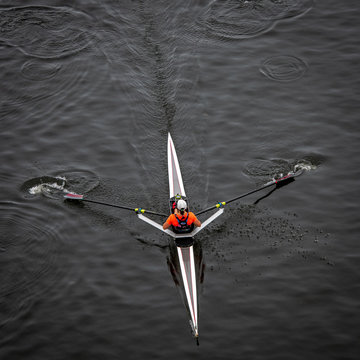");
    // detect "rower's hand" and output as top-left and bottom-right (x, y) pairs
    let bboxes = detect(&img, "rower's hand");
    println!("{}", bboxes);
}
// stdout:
(163, 222), (171, 230)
